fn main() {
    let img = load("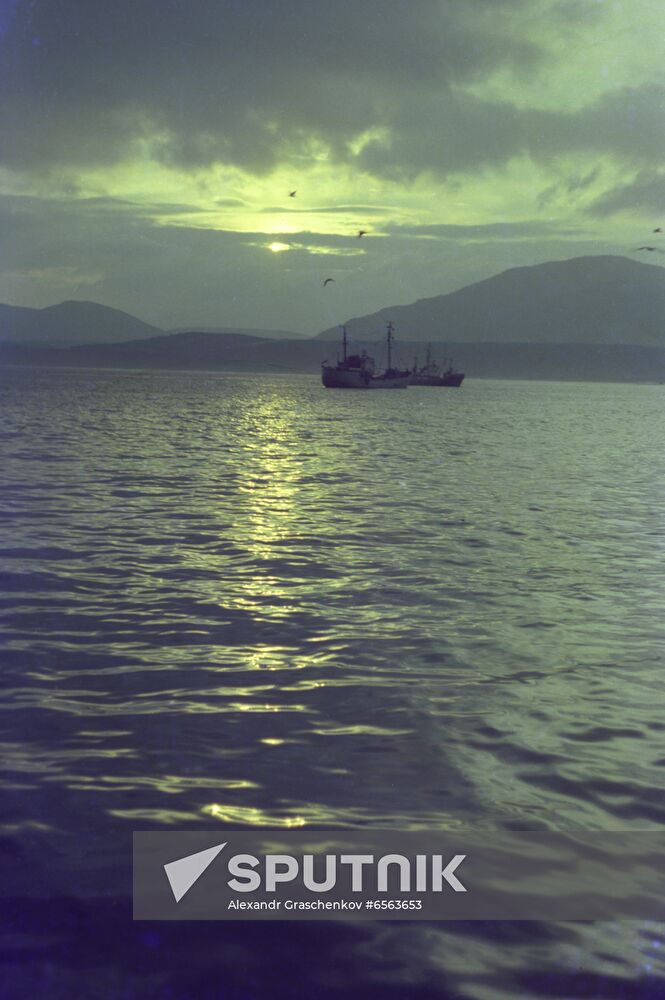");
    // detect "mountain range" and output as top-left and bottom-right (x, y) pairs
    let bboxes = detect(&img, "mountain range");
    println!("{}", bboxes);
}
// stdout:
(169, 325), (308, 340)
(1, 256), (663, 382)
(0, 299), (162, 346)
(0, 301), (306, 347)
(319, 255), (665, 345)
